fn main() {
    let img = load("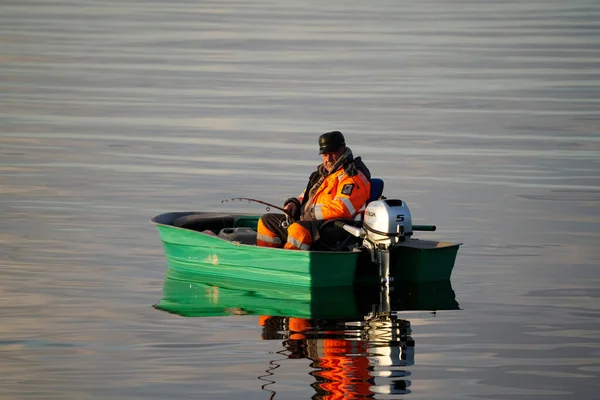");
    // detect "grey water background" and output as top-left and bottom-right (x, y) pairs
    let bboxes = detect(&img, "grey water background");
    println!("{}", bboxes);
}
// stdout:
(1, 0), (600, 398)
